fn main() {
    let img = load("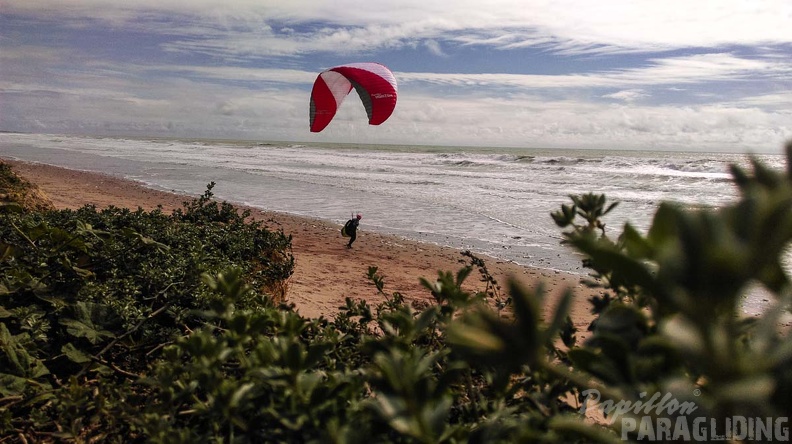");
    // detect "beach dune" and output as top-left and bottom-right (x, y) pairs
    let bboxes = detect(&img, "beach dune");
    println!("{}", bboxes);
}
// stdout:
(5, 159), (596, 329)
